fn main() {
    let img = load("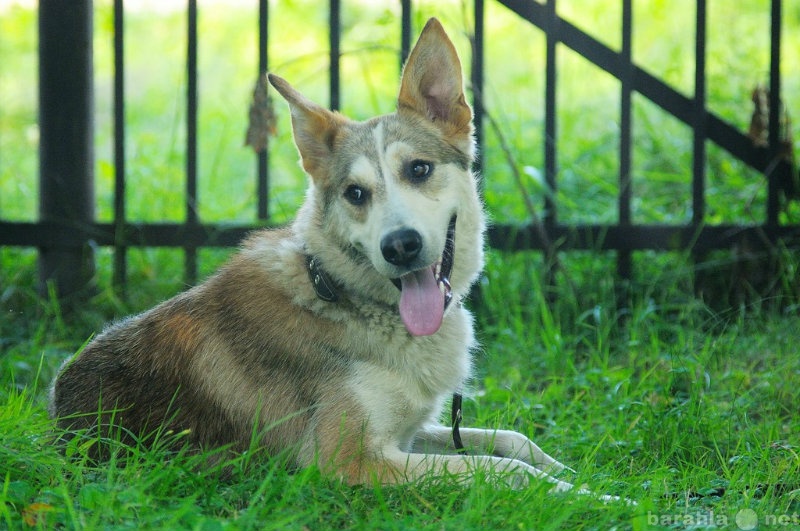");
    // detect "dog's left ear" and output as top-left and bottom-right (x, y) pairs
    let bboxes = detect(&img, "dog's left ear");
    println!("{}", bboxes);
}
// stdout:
(268, 73), (347, 183)
(398, 18), (472, 148)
